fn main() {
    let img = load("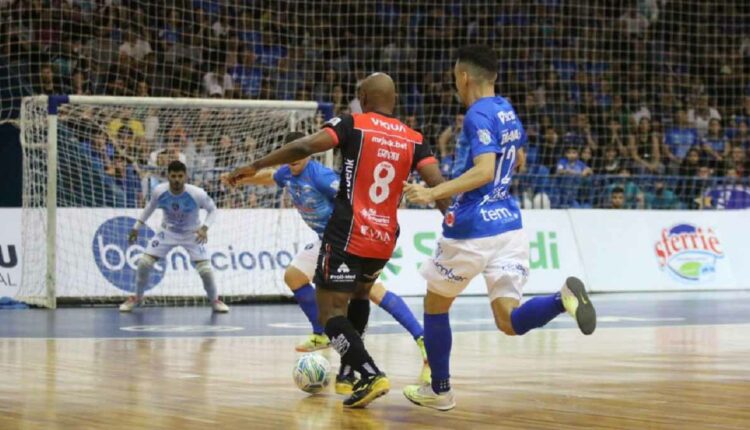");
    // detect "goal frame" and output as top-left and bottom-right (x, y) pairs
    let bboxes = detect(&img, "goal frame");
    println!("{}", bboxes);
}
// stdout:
(21, 95), (333, 308)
